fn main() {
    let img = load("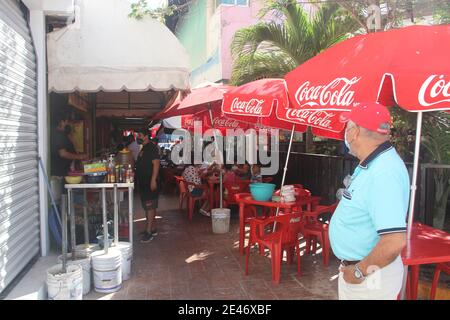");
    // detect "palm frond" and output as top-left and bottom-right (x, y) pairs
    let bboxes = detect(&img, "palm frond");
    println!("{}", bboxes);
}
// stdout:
(230, 51), (296, 85)
(230, 1), (359, 88)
